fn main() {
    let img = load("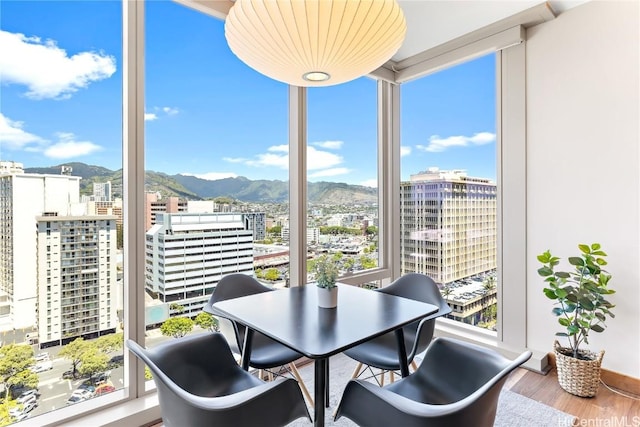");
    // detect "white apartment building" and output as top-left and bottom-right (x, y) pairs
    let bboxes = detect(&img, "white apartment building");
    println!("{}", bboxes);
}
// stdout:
(400, 168), (497, 284)
(281, 225), (320, 244)
(145, 213), (254, 319)
(0, 172), (81, 330)
(36, 215), (118, 347)
(187, 201), (267, 242)
(93, 181), (112, 202)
